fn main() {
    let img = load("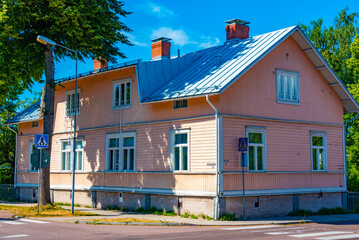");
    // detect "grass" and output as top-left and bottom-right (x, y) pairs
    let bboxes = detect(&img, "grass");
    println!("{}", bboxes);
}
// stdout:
(219, 212), (236, 221)
(83, 218), (163, 224)
(0, 204), (98, 218)
(54, 202), (80, 207)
